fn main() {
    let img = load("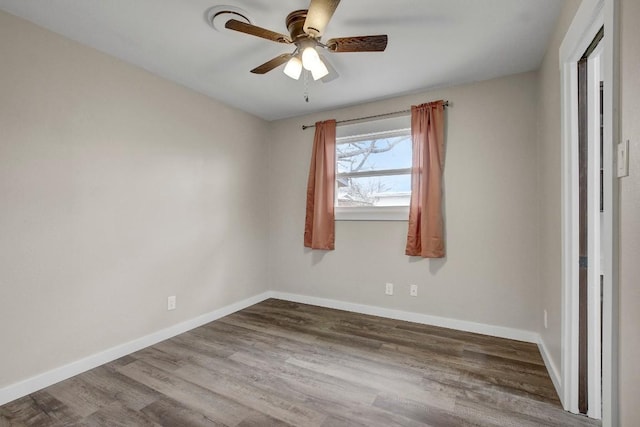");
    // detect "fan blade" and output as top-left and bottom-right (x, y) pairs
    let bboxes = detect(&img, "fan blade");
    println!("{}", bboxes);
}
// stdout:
(225, 19), (292, 44)
(326, 35), (388, 52)
(304, 0), (340, 37)
(250, 53), (293, 74)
